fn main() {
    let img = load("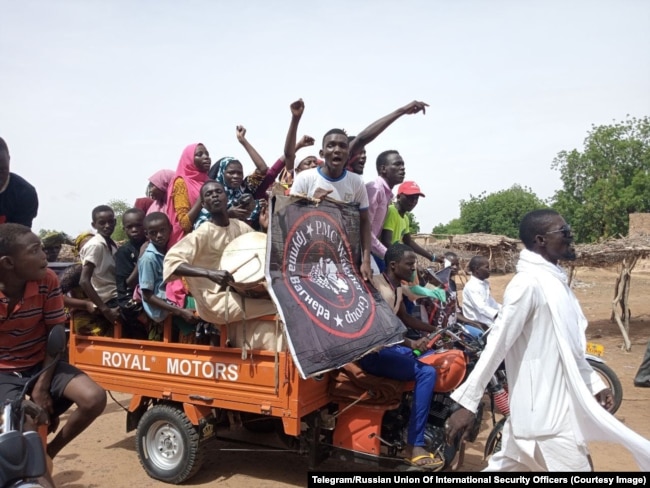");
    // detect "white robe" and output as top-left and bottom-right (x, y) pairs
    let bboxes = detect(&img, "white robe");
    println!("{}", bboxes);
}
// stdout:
(163, 220), (282, 351)
(461, 275), (501, 327)
(451, 249), (650, 471)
